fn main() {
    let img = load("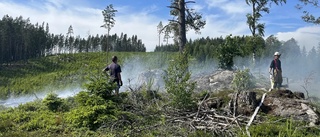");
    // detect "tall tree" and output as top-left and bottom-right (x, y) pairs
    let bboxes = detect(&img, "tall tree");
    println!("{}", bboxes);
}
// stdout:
(157, 21), (164, 47)
(245, 0), (286, 63)
(168, 0), (206, 52)
(66, 25), (74, 37)
(296, 0), (320, 24)
(101, 4), (117, 52)
(246, 0), (286, 36)
(66, 25), (74, 53)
